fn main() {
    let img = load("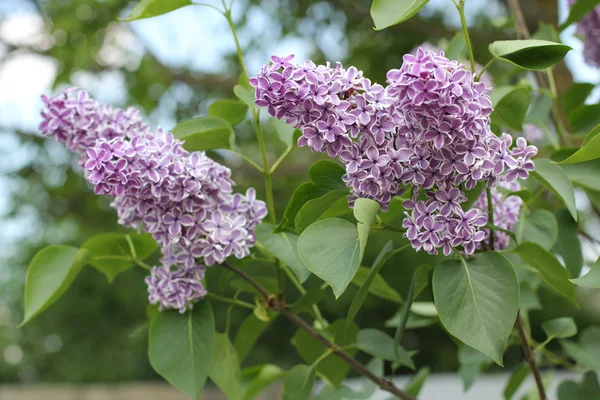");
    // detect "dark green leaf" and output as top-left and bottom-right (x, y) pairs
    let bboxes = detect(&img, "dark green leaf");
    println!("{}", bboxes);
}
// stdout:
(561, 326), (600, 370)
(275, 183), (328, 233)
(513, 242), (576, 304)
(404, 367), (430, 397)
(370, 0), (430, 30)
(148, 303), (214, 399)
(295, 190), (348, 234)
(554, 209), (583, 278)
(283, 365), (316, 400)
(491, 86), (531, 131)
(356, 329), (415, 368)
(351, 265), (403, 303)
(298, 218), (360, 298)
(530, 158), (578, 221)
(463, 181), (486, 209)
(489, 40), (571, 70)
(242, 364), (284, 400)
(557, 371), (600, 400)
(433, 252), (519, 365)
(121, 0), (192, 21)
(542, 317), (577, 339)
(560, 0), (600, 31)
(568, 104), (600, 135)
(515, 209), (558, 250)
(290, 285), (325, 315)
(561, 83), (594, 114)
(235, 313), (271, 363)
(503, 363), (530, 400)
(208, 99), (248, 126)
(308, 160), (347, 191)
(172, 116), (235, 151)
(209, 333), (242, 400)
(571, 256), (600, 288)
(82, 232), (157, 282)
(255, 223), (310, 283)
(21, 245), (89, 326)
(458, 345), (492, 390)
